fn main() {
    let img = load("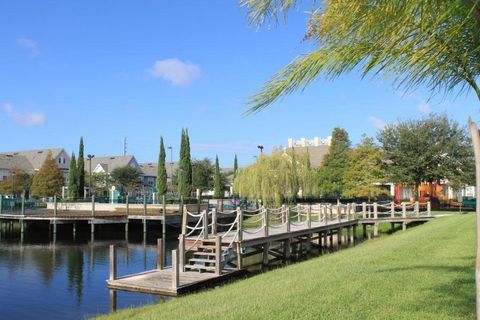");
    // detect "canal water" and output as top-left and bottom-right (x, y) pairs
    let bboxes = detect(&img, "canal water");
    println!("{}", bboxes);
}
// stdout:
(0, 224), (177, 320)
